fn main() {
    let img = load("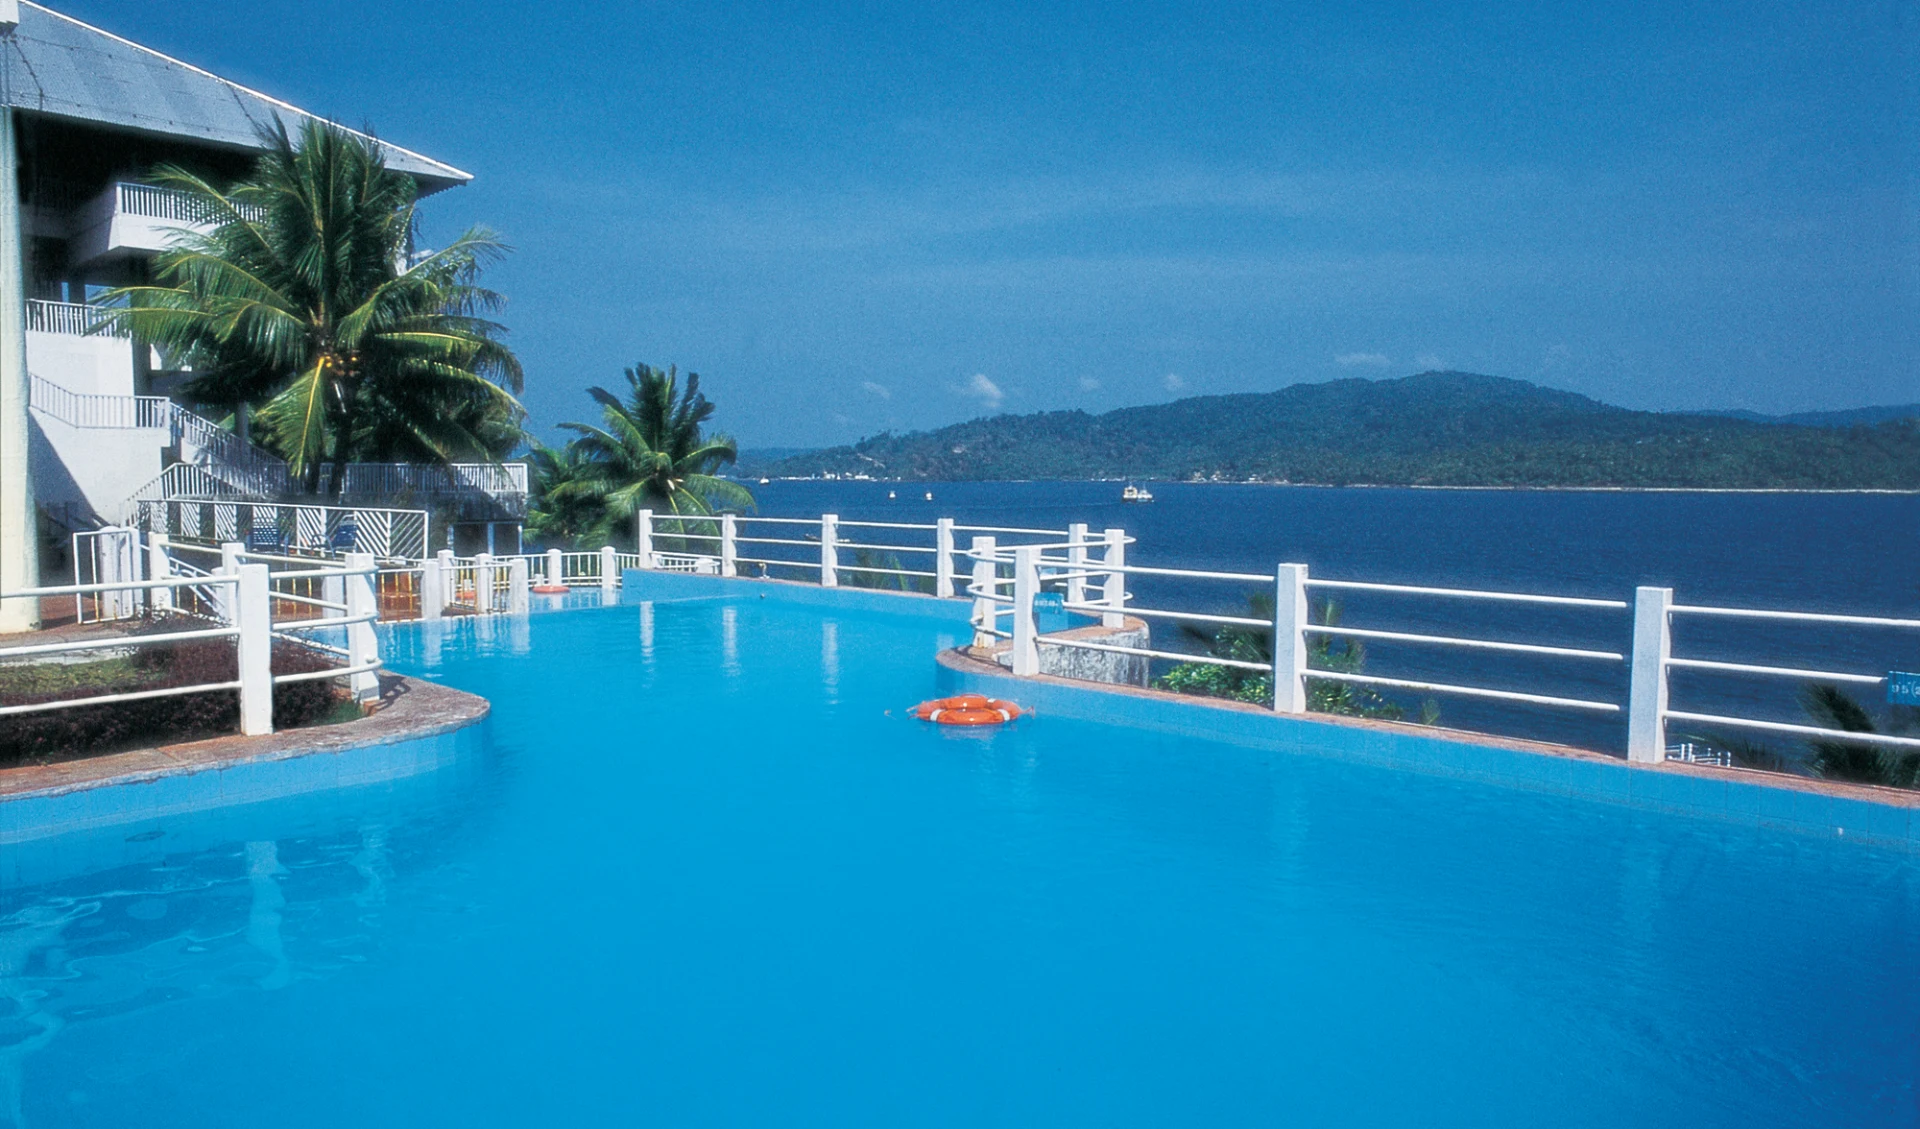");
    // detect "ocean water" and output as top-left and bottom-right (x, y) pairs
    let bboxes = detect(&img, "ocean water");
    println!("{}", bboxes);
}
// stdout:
(747, 482), (1920, 752)
(1, 597), (1915, 1127)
